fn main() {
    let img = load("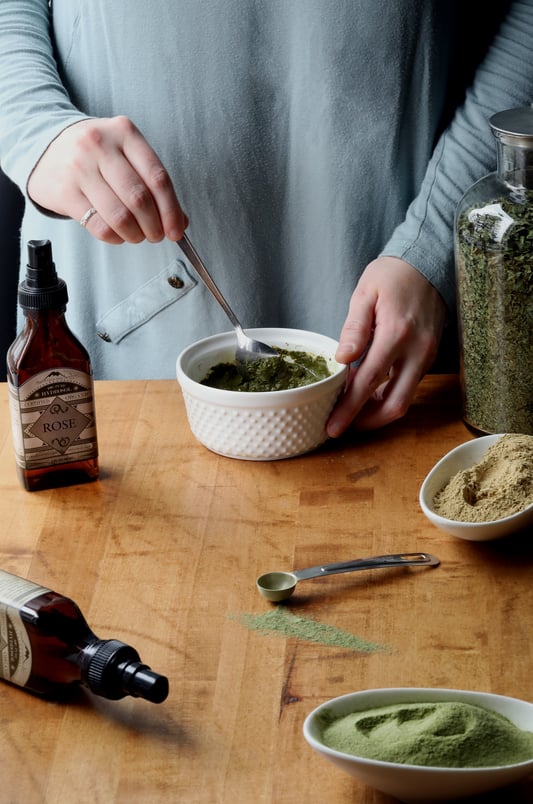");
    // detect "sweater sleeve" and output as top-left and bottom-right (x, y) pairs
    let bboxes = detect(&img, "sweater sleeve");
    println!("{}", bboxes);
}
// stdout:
(0, 0), (89, 197)
(381, 0), (533, 312)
